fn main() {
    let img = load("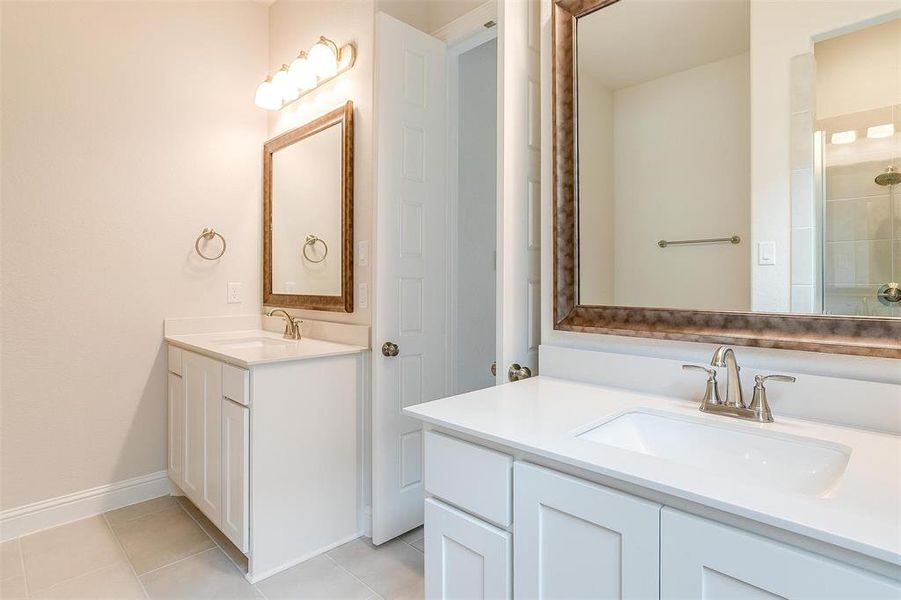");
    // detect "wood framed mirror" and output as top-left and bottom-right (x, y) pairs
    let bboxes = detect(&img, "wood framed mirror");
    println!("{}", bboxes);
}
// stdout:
(263, 101), (354, 312)
(552, 0), (901, 358)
